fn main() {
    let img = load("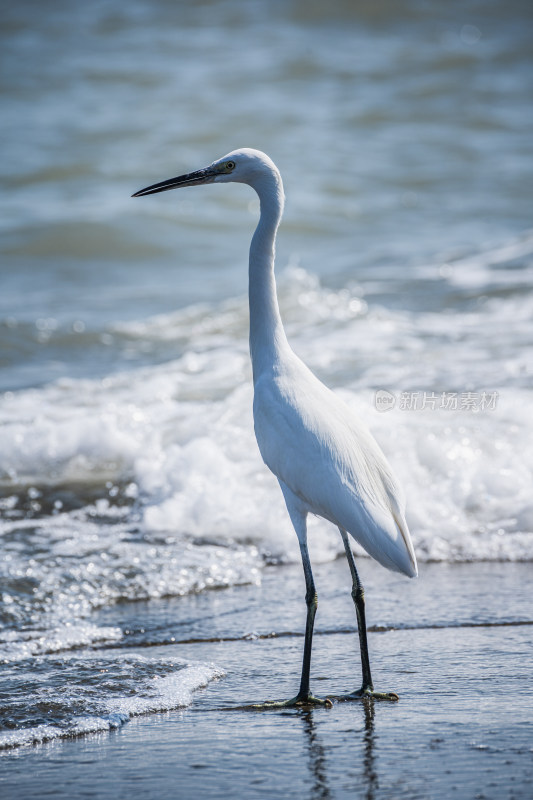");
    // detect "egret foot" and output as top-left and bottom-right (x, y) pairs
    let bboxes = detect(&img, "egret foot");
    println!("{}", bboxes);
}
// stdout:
(329, 687), (399, 702)
(252, 693), (333, 710)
